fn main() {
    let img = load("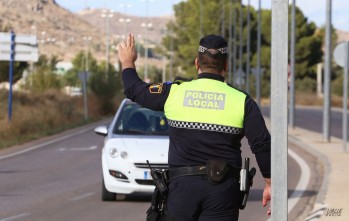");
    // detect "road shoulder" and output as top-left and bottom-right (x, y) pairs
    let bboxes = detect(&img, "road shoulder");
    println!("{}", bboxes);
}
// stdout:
(288, 124), (349, 220)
